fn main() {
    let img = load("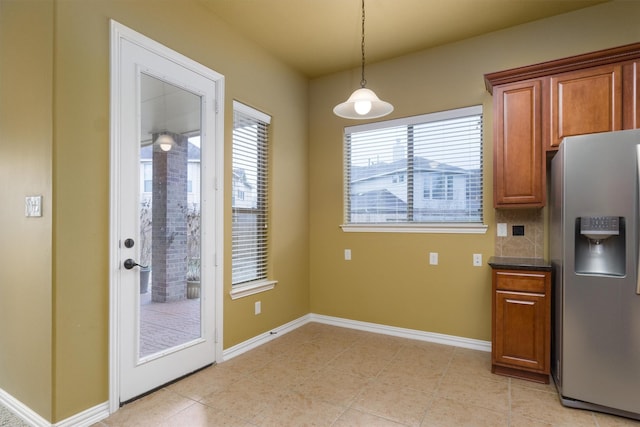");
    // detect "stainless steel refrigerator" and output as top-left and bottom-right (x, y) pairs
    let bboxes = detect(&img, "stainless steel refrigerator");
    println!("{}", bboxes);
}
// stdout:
(550, 129), (640, 420)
